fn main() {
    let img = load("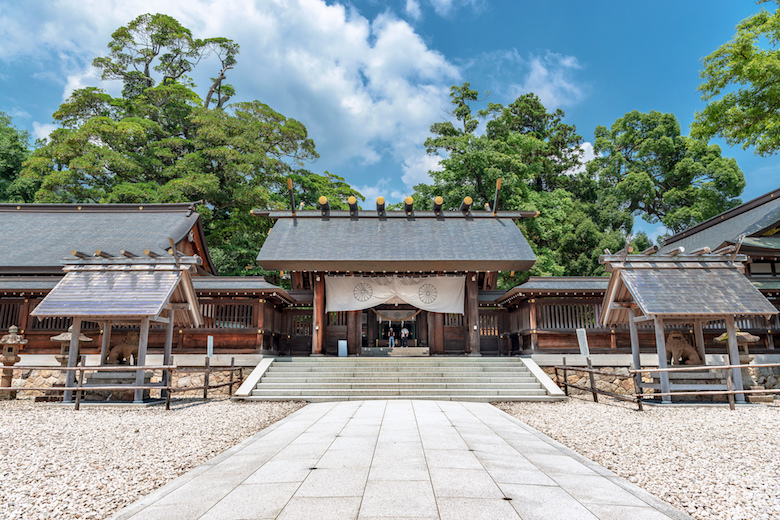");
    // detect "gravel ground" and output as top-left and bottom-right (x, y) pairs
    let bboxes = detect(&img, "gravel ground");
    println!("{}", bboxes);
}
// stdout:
(496, 397), (780, 520)
(0, 398), (306, 520)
